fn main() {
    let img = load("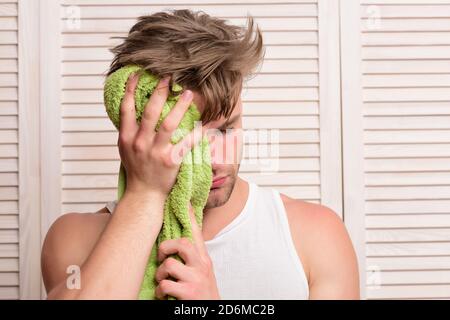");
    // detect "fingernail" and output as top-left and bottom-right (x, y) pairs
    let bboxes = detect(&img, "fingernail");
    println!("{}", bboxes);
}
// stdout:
(161, 76), (170, 85)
